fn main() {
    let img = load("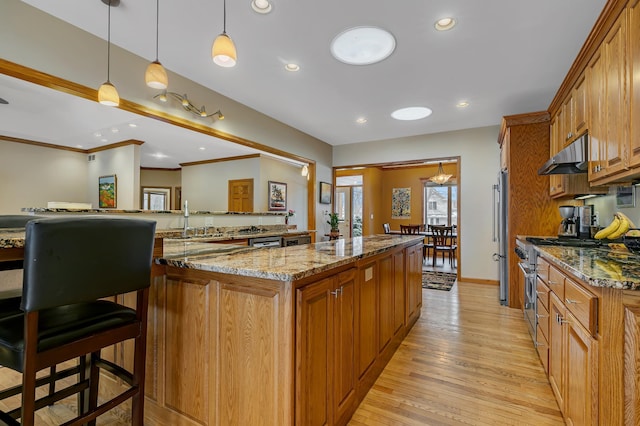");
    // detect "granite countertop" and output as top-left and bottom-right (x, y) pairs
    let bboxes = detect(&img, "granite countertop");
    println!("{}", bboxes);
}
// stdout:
(22, 208), (286, 216)
(535, 245), (640, 290)
(157, 234), (424, 281)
